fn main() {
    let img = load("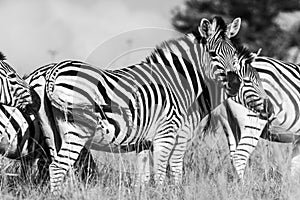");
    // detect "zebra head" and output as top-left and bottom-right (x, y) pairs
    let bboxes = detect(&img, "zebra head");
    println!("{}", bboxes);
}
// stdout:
(199, 16), (241, 96)
(0, 54), (33, 110)
(234, 47), (274, 119)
